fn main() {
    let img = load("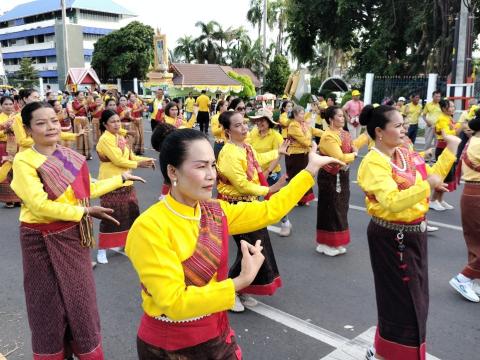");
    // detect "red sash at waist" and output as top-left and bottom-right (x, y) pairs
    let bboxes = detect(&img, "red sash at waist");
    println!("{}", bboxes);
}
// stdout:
(436, 140), (447, 149)
(21, 221), (77, 235)
(138, 311), (228, 351)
